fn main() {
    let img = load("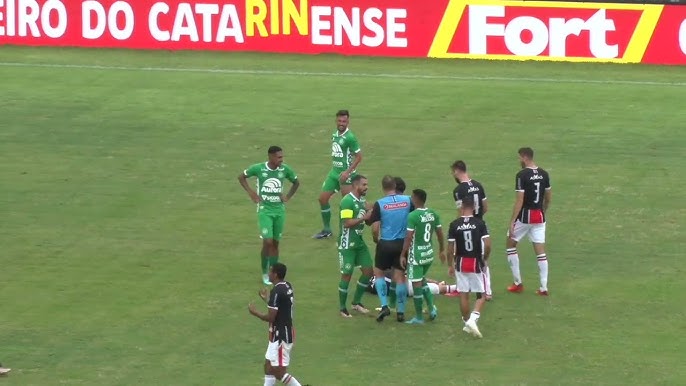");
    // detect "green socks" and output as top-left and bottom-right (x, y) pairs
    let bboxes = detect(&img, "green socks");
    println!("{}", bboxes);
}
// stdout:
(352, 275), (370, 304)
(423, 282), (435, 311)
(413, 288), (424, 320)
(321, 204), (332, 231)
(338, 280), (350, 309)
